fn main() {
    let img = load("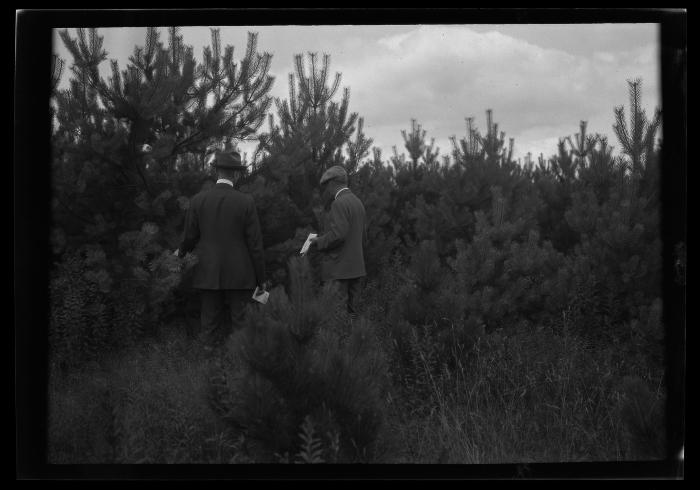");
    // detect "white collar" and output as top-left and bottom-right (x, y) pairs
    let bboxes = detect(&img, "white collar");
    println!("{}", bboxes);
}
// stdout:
(216, 178), (234, 187)
(334, 187), (349, 200)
